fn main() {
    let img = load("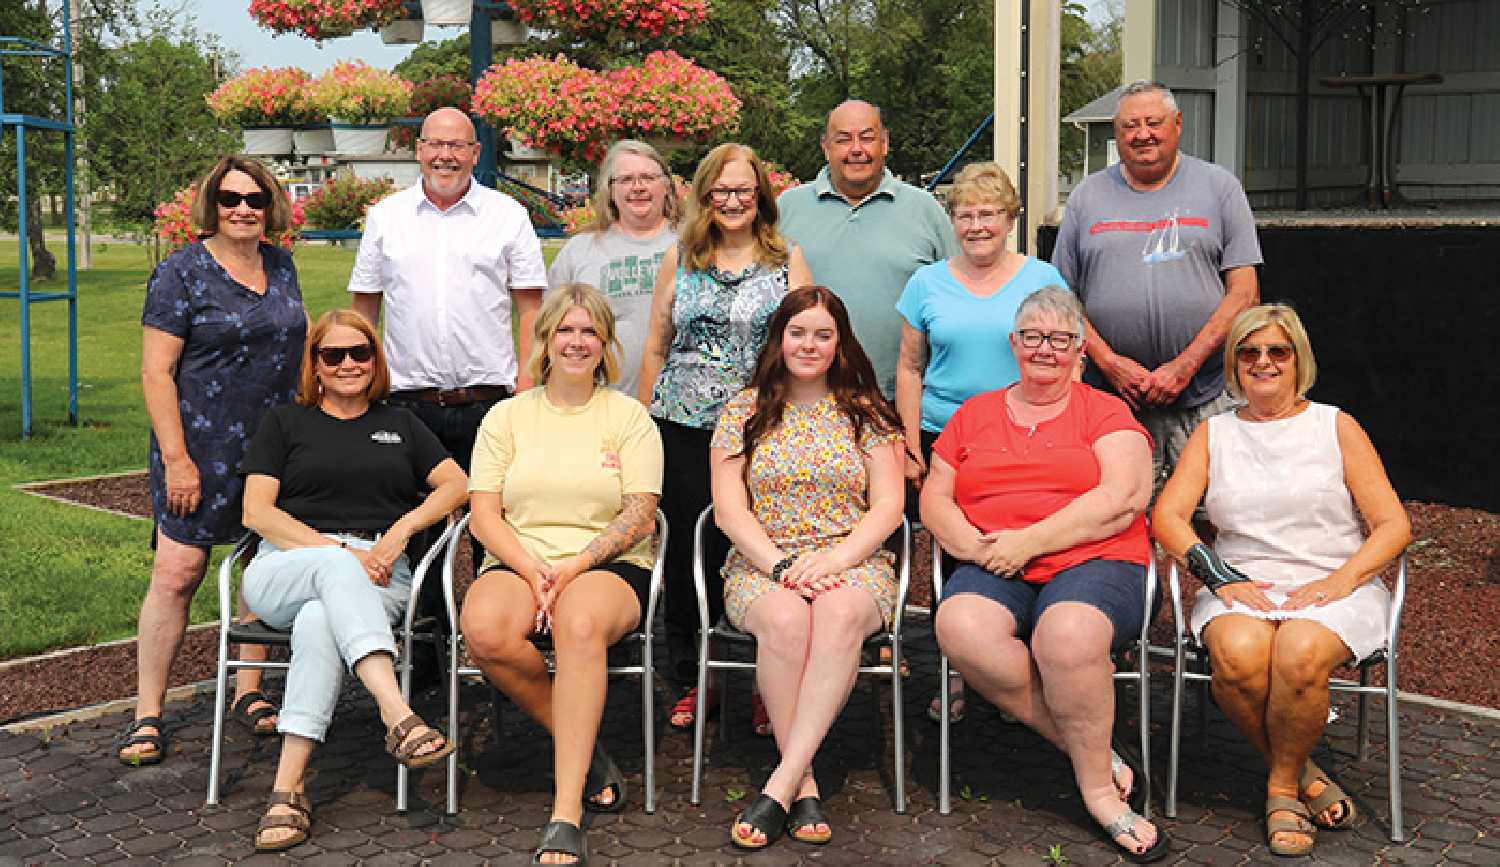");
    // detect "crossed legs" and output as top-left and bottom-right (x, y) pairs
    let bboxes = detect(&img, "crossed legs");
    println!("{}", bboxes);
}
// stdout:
(936, 595), (1162, 856)
(732, 584), (882, 845)
(1202, 614), (1352, 849)
(462, 569), (640, 863)
(123, 529), (272, 762)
